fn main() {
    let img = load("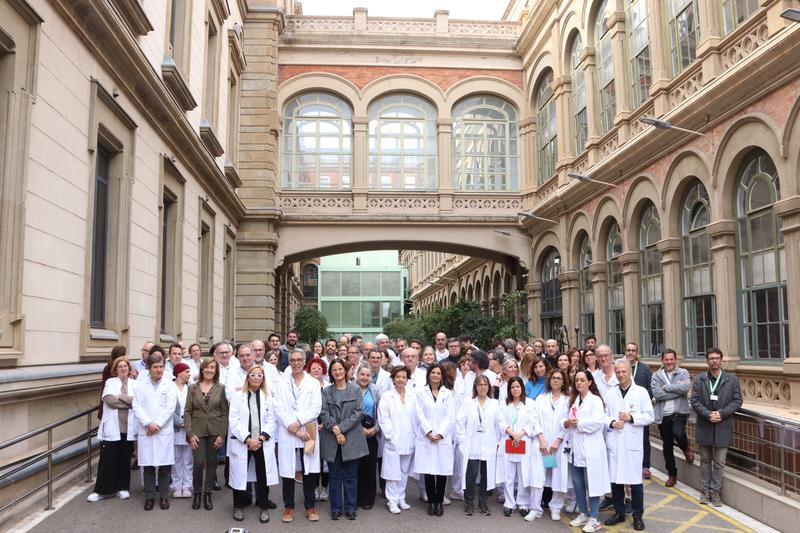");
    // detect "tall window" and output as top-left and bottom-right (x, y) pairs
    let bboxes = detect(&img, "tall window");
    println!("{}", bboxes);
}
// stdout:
(737, 150), (788, 360)
(303, 264), (319, 299)
(723, 0), (759, 34)
(160, 194), (177, 335)
(607, 222), (625, 354)
(452, 95), (519, 191)
(596, 0), (616, 134)
(282, 92), (352, 190)
(681, 181), (716, 357)
(667, 0), (700, 75)
(90, 147), (112, 328)
(578, 235), (595, 342)
(541, 249), (562, 341)
(368, 93), (437, 190)
(570, 36), (588, 154)
(197, 218), (214, 342)
(627, 0), (652, 109)
(536, 71), (557, 183)
(639, 204), (664, 357)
